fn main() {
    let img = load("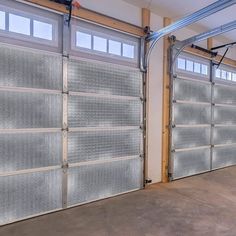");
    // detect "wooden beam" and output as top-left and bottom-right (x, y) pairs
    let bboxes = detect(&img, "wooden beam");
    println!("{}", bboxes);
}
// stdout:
(22, 0), (144, 37)
(142, 8), (150, 29)
(162, 17), (172, 183)
(142, 8), (150, 185)
(207, 38), (213, 50)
